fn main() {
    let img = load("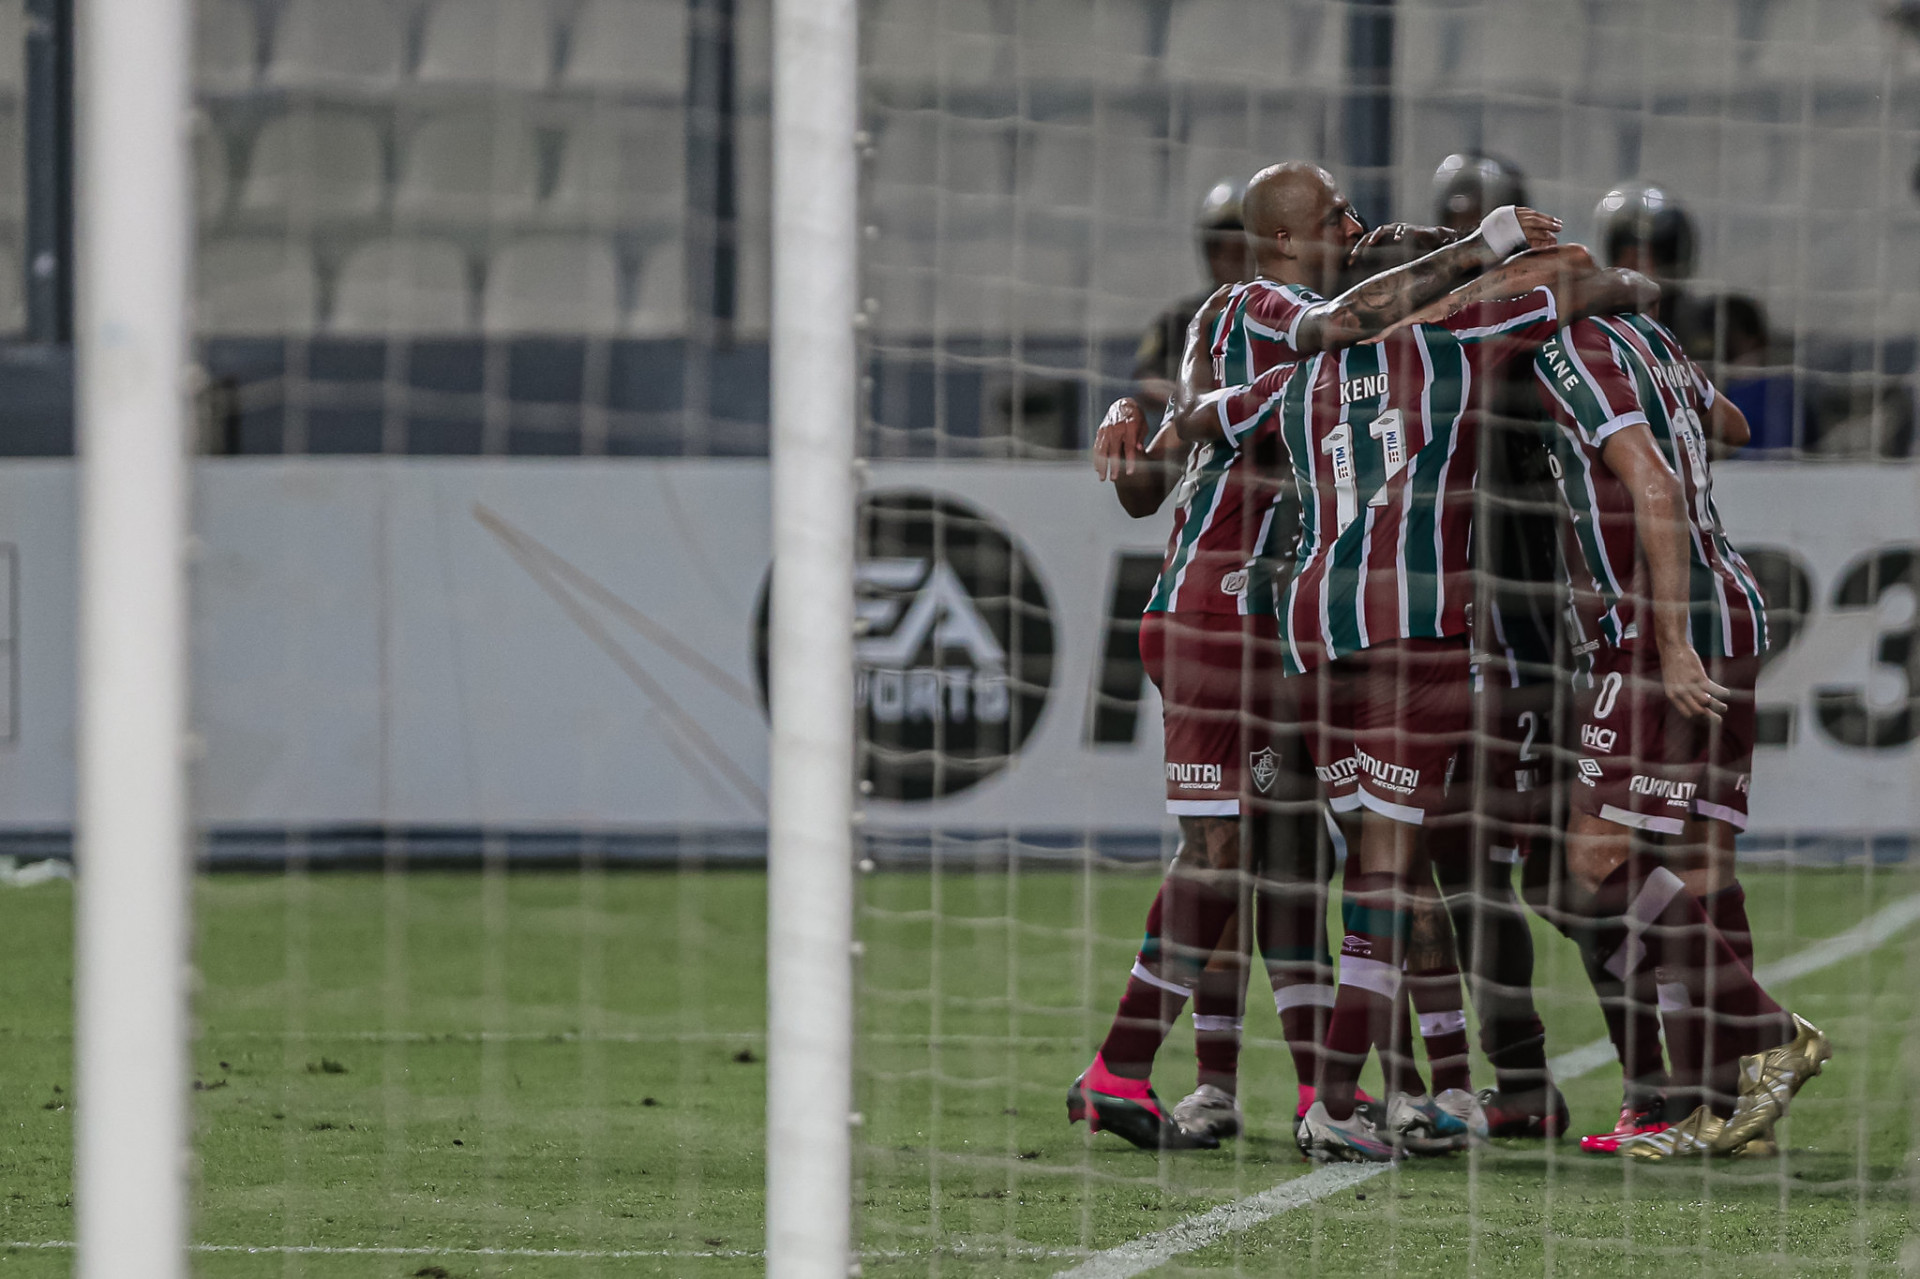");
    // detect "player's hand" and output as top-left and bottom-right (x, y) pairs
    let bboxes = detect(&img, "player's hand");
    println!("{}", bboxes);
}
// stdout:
(1661, 645), (1730, 723)
(1093, 397), (1150, 480)
(1350, 222), (1454, 261)
(1514, 207), (1563, 251)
